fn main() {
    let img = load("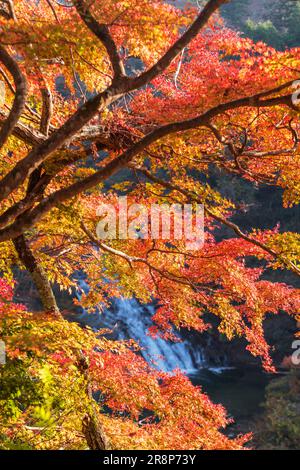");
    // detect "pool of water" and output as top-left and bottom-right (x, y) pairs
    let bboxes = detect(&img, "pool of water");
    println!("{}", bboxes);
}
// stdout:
(189, 367), (272, 421)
